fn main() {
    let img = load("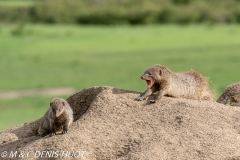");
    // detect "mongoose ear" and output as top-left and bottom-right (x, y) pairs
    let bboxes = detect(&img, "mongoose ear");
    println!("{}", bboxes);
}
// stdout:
(50, 102), (52, 107)
(159, 69), (163, 75)
(62, 102), (65, 106)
